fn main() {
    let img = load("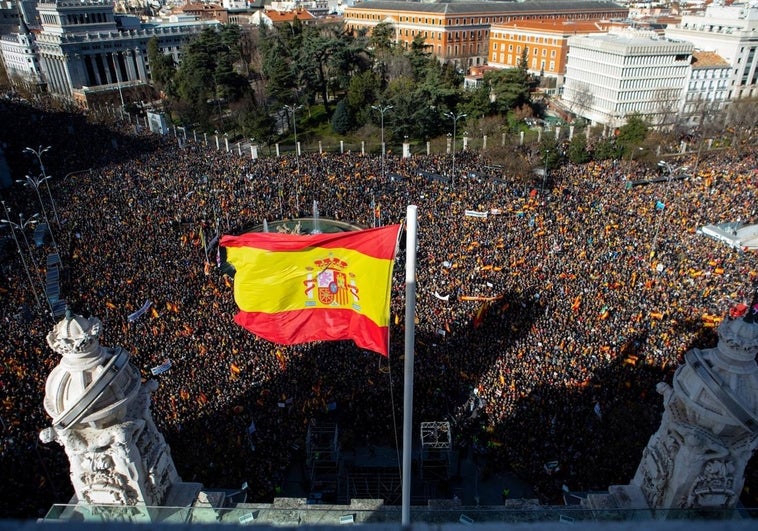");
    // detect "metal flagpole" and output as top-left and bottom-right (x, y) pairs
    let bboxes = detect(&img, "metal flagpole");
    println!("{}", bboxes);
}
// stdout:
(402, 204), (417, 526)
